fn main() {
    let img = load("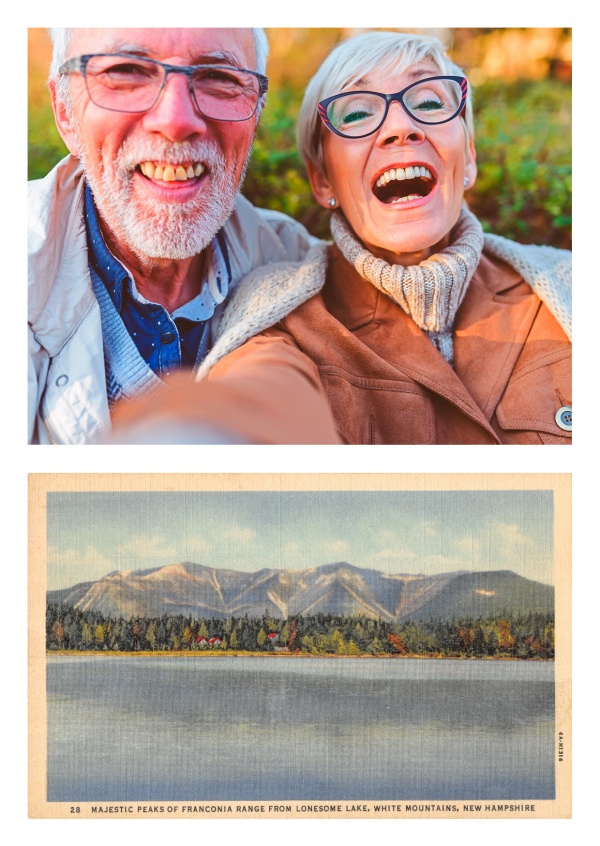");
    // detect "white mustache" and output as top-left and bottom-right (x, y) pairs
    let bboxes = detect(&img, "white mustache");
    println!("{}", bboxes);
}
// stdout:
(114, 138), (227, 173)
